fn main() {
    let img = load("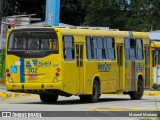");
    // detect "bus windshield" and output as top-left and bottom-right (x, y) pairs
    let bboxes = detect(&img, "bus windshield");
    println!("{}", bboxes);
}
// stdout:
(7, 28), (59, 58)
